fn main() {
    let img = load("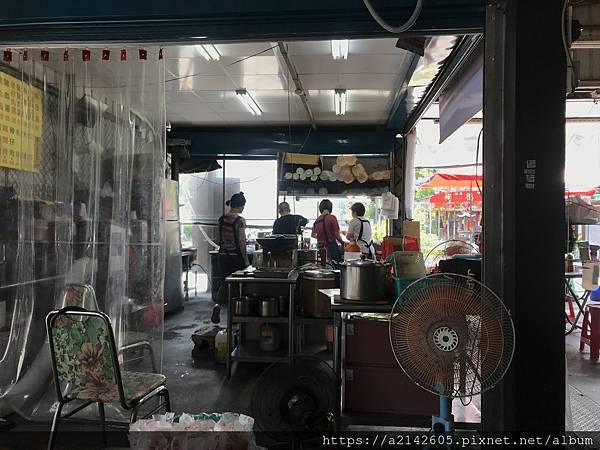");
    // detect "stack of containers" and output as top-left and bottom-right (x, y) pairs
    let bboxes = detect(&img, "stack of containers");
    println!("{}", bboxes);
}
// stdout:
(392, 251), (426, 299)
